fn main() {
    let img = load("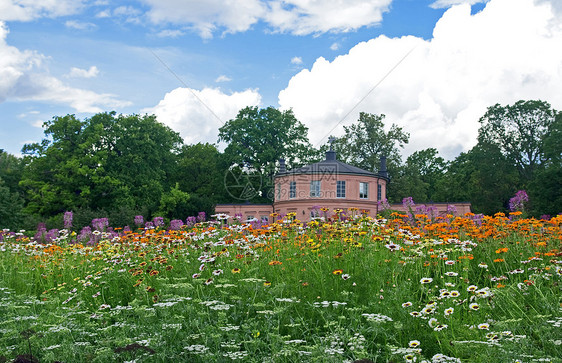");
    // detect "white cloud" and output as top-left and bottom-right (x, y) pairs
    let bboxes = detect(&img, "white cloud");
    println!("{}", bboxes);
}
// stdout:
(67, 66), (99, 78)
(142, 87), (261, 145)
(95, 9), (111, 18)
(0, 0), (84, 21)
(330, 42), (340, 51)
(141, 0), (265, 38)
(215, 75), (232, 82)
(140, 0), (391, 38)
(264, 0), (392, 35)
(156, 29), (185, 38)
(290, 56), (303, 65)
(430, 0), (489, 8)
(65, 20), (96, 30)
(278, 0), (562, 160)
(0, 21), (129, 112)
